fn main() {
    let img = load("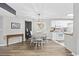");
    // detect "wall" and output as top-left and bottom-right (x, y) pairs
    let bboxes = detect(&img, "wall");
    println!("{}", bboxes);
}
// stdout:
(32, 19), (51, 39)
(66, 23), (73, 33)
(64, 21), (74, 53)
(64, 34), (76, 55)
(64, 20), (76, 55)
(73, 3), (79, 55)
(3, 16), (25, 35)
(0, 15), (51, 46)
(64, 3), (78, 55)
(25, 18), (52, 39)
(0, 15), (25, 46)
(0, 16), (4, 46)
